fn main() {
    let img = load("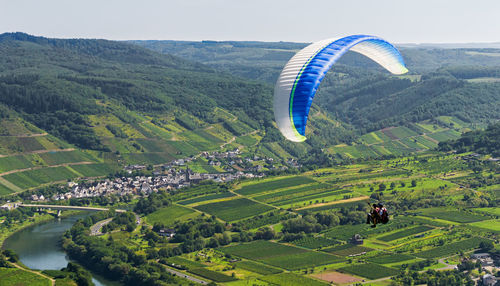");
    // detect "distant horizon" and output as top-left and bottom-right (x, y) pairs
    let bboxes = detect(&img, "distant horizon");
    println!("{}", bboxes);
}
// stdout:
(3, 31), (500, 47)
